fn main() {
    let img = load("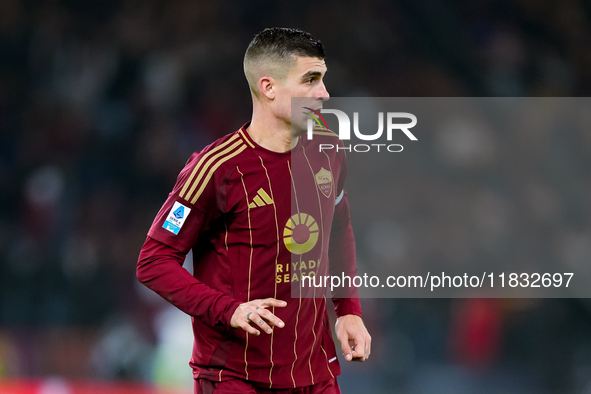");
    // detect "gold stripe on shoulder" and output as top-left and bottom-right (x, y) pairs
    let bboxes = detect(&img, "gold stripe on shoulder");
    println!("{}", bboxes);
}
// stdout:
(184, 140), (244, 202)
(180, 134), (240, 199)
(239, 129), (255, 148)
(312, 131), (339, 137)
(190, 144), (247, 204)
